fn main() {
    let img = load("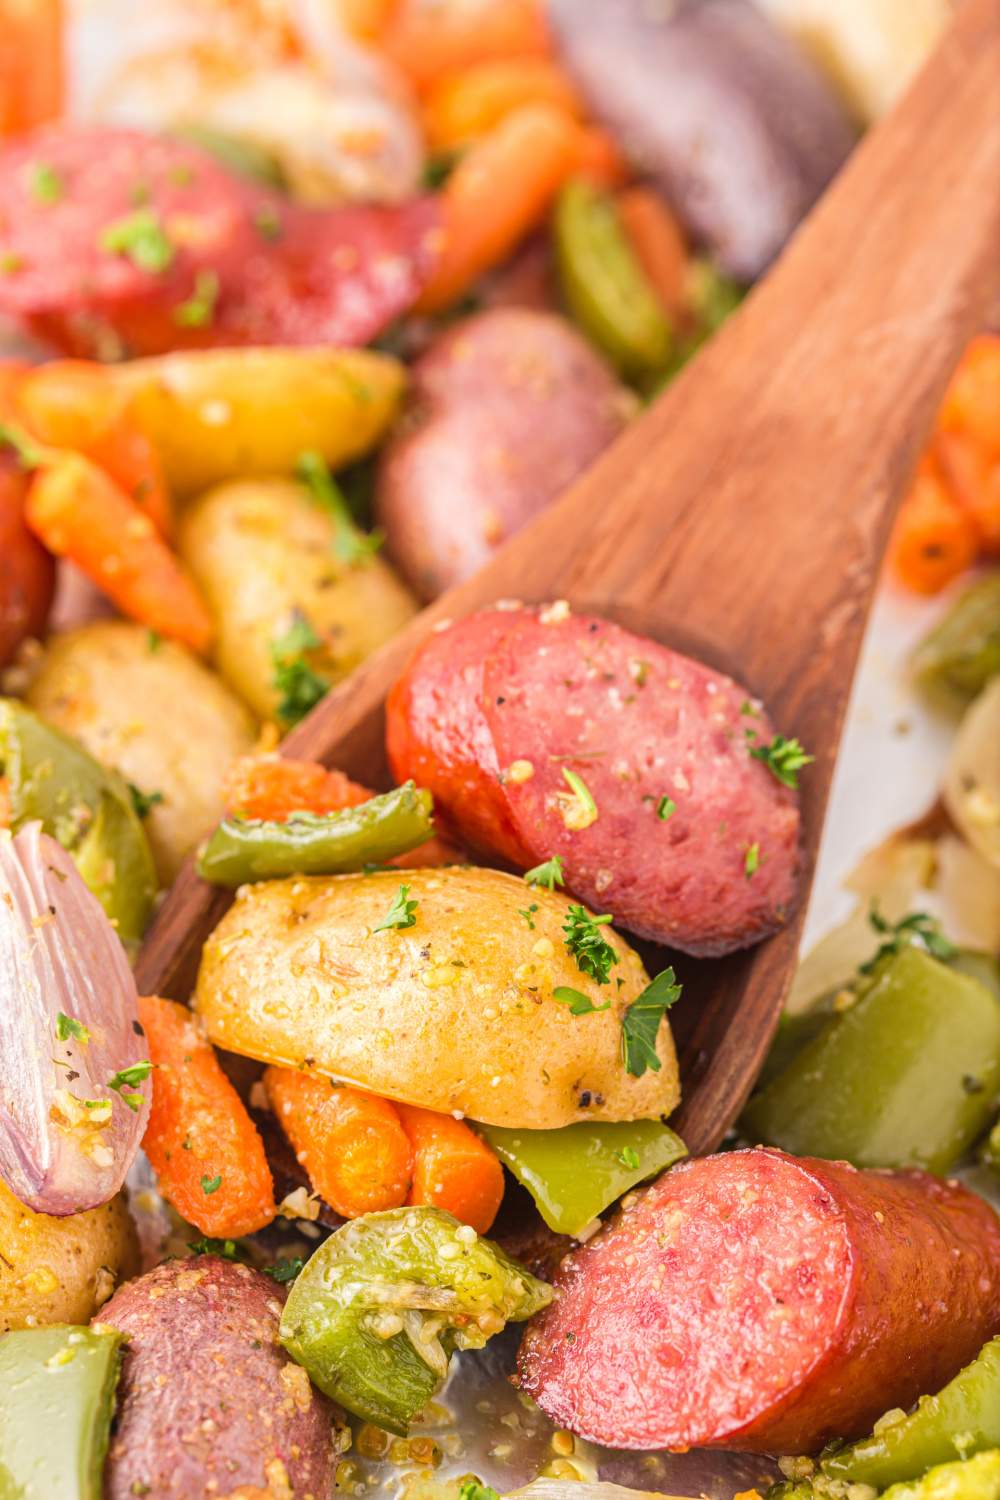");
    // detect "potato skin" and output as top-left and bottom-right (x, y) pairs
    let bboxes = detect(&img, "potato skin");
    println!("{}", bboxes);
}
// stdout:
(194, 866), (679, 1129)
(113, 346), (406, 498)
(0, 1177), (138, 1332)
(99, 1255), (343, 1500)
(26, 621), (256, 883)
(178, 478), (418, 720)
(375, 308), (635, 600)
(0, 460), (55, 668)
